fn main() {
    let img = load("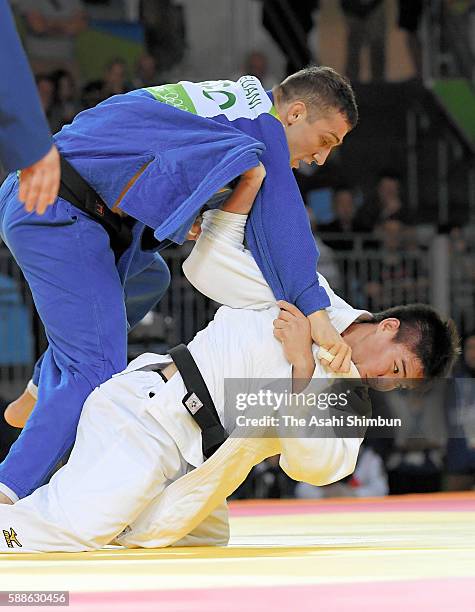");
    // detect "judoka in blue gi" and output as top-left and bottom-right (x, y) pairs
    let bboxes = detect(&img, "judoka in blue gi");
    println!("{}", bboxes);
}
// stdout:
(0, 66), (358, 503)
(0, 0), (60, 213)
